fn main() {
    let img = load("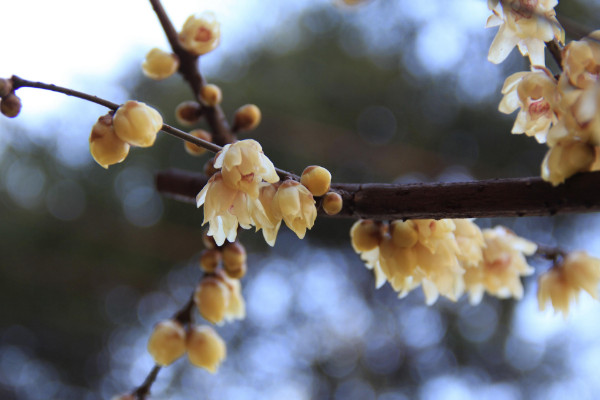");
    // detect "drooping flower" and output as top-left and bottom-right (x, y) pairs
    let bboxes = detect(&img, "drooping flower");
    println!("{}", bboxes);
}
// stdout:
(540, 139), (595, 186)
(214, 139), (279, 198)
(538, 251), (600, 316)
(464, 226), (536, 305)
(248, 183), (282, 246)
(487, 0), (564, 66)
(178, 12), (220, 56)
(454, 219), (485, 268)
(89, 114), (130, 168)
(273, 180), (317, 239)
(562, 31), (600, 91)
(147, 320), (187, 366)
(186, 325), (226, 373)
(196, 172), (253, 246)
(499, 67), (558, 143)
